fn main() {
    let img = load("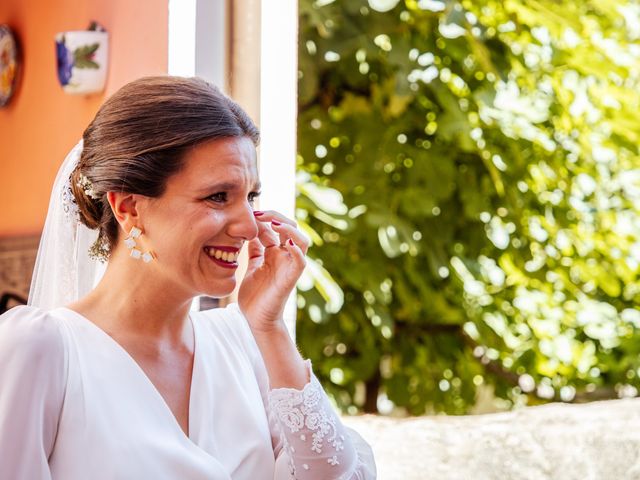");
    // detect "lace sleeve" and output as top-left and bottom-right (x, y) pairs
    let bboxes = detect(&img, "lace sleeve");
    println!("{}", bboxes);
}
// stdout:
(268, 361), (376, 479)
